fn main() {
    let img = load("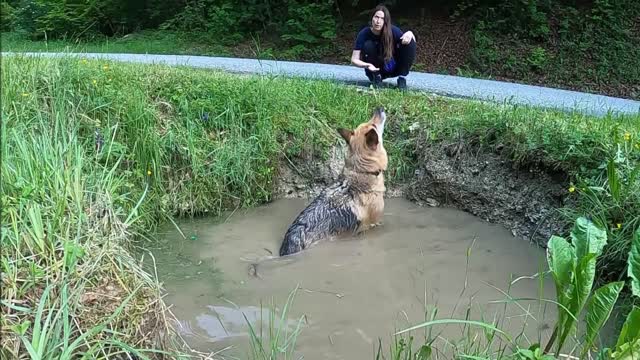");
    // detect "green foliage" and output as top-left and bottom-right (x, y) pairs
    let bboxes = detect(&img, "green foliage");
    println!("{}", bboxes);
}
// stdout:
(245, 286), (305, 359)
(545, 218), (622, 356)
(564, 132), (640, 283)
(7, 0), (170, 38)
(514, 344), (555, 360)
(469, 0), (640, 98)
(0, 1), (17, 31)
(161, 0), (337, 47)
(280, 1), (336, 45)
